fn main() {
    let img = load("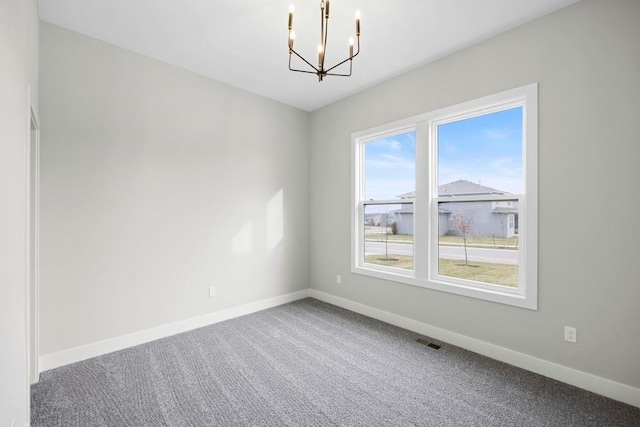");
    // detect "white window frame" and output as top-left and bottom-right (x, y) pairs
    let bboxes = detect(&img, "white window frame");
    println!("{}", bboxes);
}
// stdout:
(351, 83), (538, 310)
